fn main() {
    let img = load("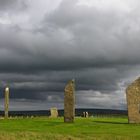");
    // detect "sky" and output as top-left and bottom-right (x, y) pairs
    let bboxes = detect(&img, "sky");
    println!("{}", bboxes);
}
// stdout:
(0, 0), (140, 110)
